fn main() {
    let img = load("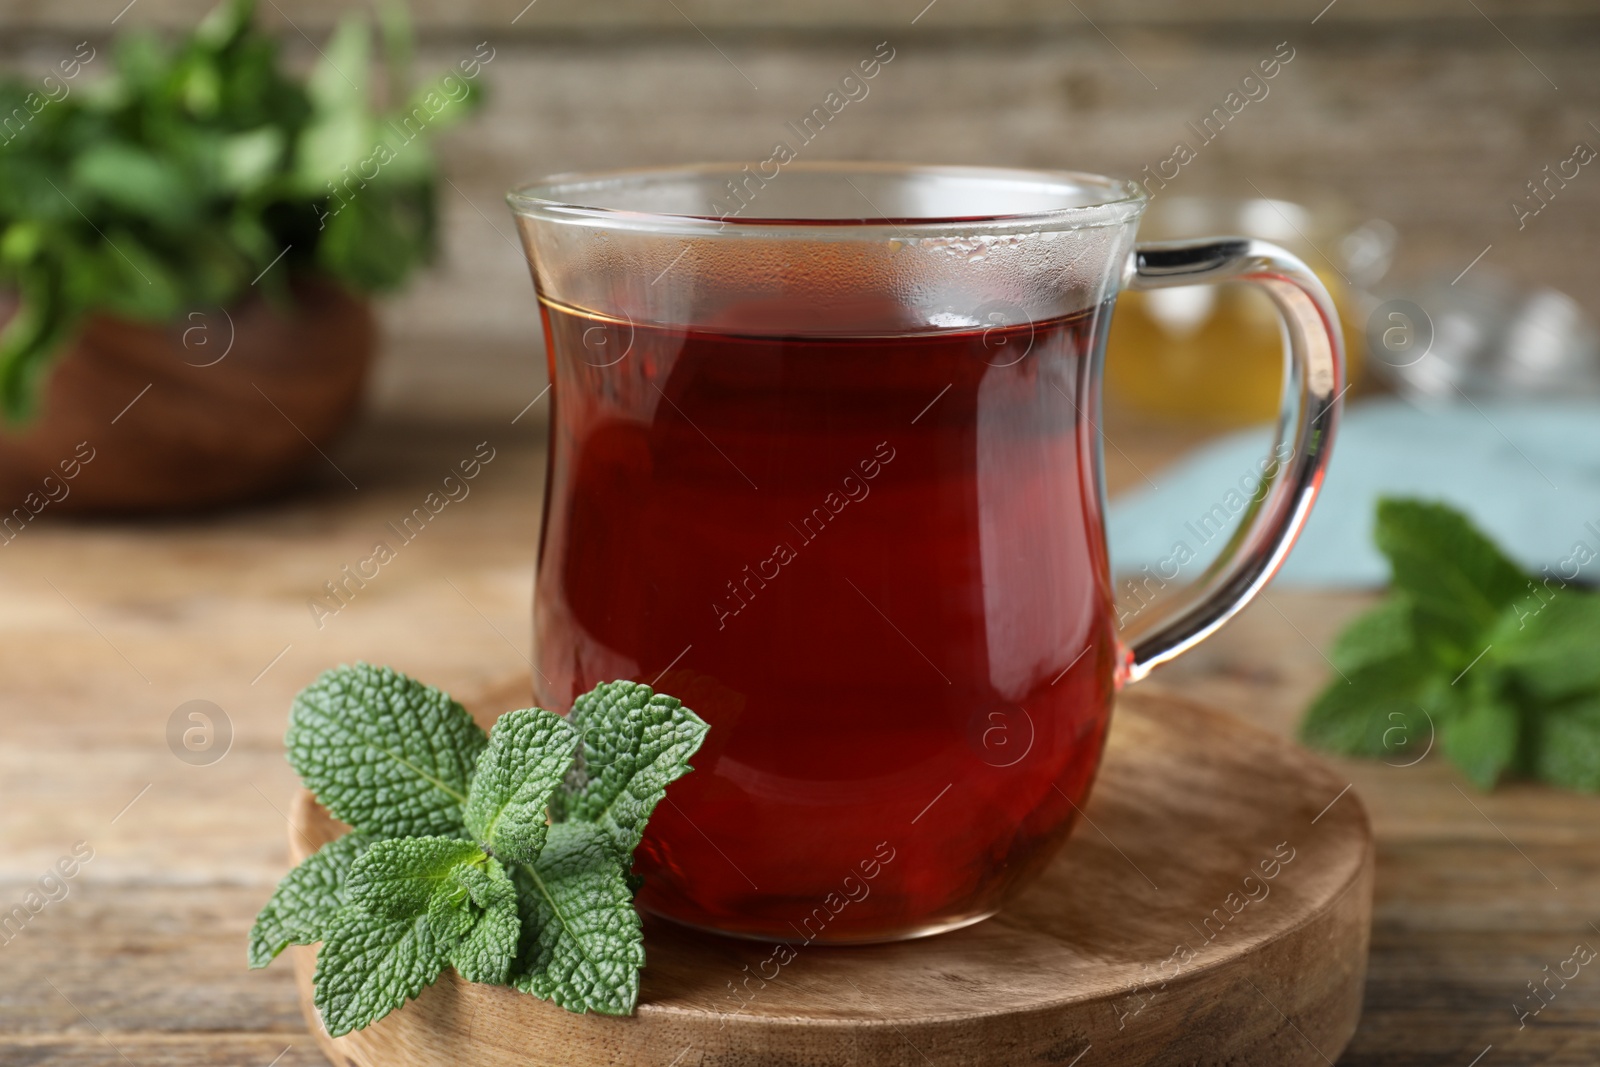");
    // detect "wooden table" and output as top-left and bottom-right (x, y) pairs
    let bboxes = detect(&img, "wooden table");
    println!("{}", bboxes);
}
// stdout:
(2, 408), (1596, 1066)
